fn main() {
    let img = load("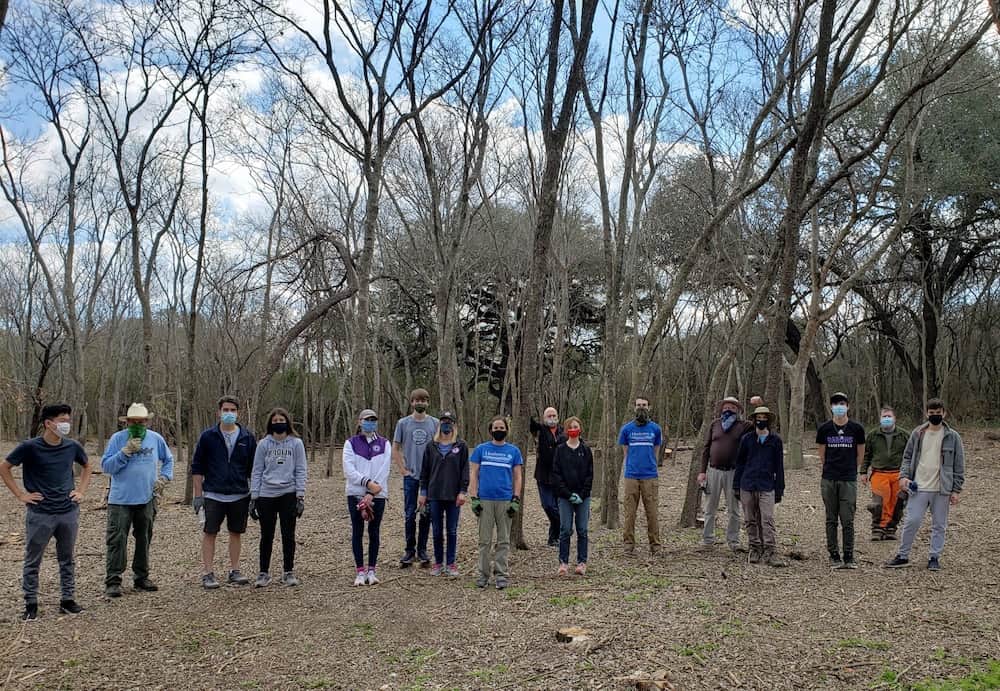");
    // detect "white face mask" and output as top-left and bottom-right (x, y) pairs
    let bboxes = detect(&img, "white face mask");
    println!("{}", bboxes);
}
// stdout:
(53, 421), (72, 437)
